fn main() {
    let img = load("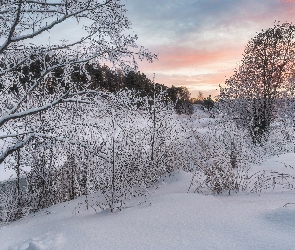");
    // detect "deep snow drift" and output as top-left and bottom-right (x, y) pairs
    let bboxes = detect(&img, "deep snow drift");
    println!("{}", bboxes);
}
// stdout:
(1, 153), (295, 250)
